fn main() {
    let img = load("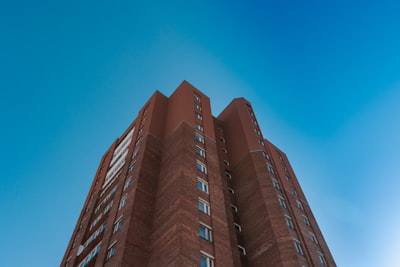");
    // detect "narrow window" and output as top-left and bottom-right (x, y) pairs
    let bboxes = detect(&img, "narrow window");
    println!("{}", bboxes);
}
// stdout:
(267, 164), (275, 174)
(225, 171), (232, 179)
(194, 103), (202, 110)
(310, 232), (318, 244)
(231, 204), (238, 213)
(123, 178), (132, 191)
(196, 161), (207, 174)
(194, 94), (201, 102)
(119, 195), (127, 210)
(197, 178), (209, 194)
(200, 252), (214, 267)
(222, 148), (228, 154)
(227, 187), (235, 194)
(195, 133), (205, 144)
(238, 245), (246, 255)
(262, 151), (270, 160)
(199, 223), (212, 241)
(303, 215), (311, 226)
(278, 196), (287, 209)
(106, 244), (116, 260)
(113, 217), (123, 233)
(198, 199), (211, 215)
(296, 200), (304, 210)
(196, 146), (206, 158)
(223, 160), (230, 166)
(272, 179), (280, 190)
(195, 112), (203, 120)
(318, 253), (327, 265)
(220, 137), (226, 143)
(194, 123), (204, 132)
(234, 223), (242, 232)
(285, 215), (294, 229)
(293, 239), (304, 255)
